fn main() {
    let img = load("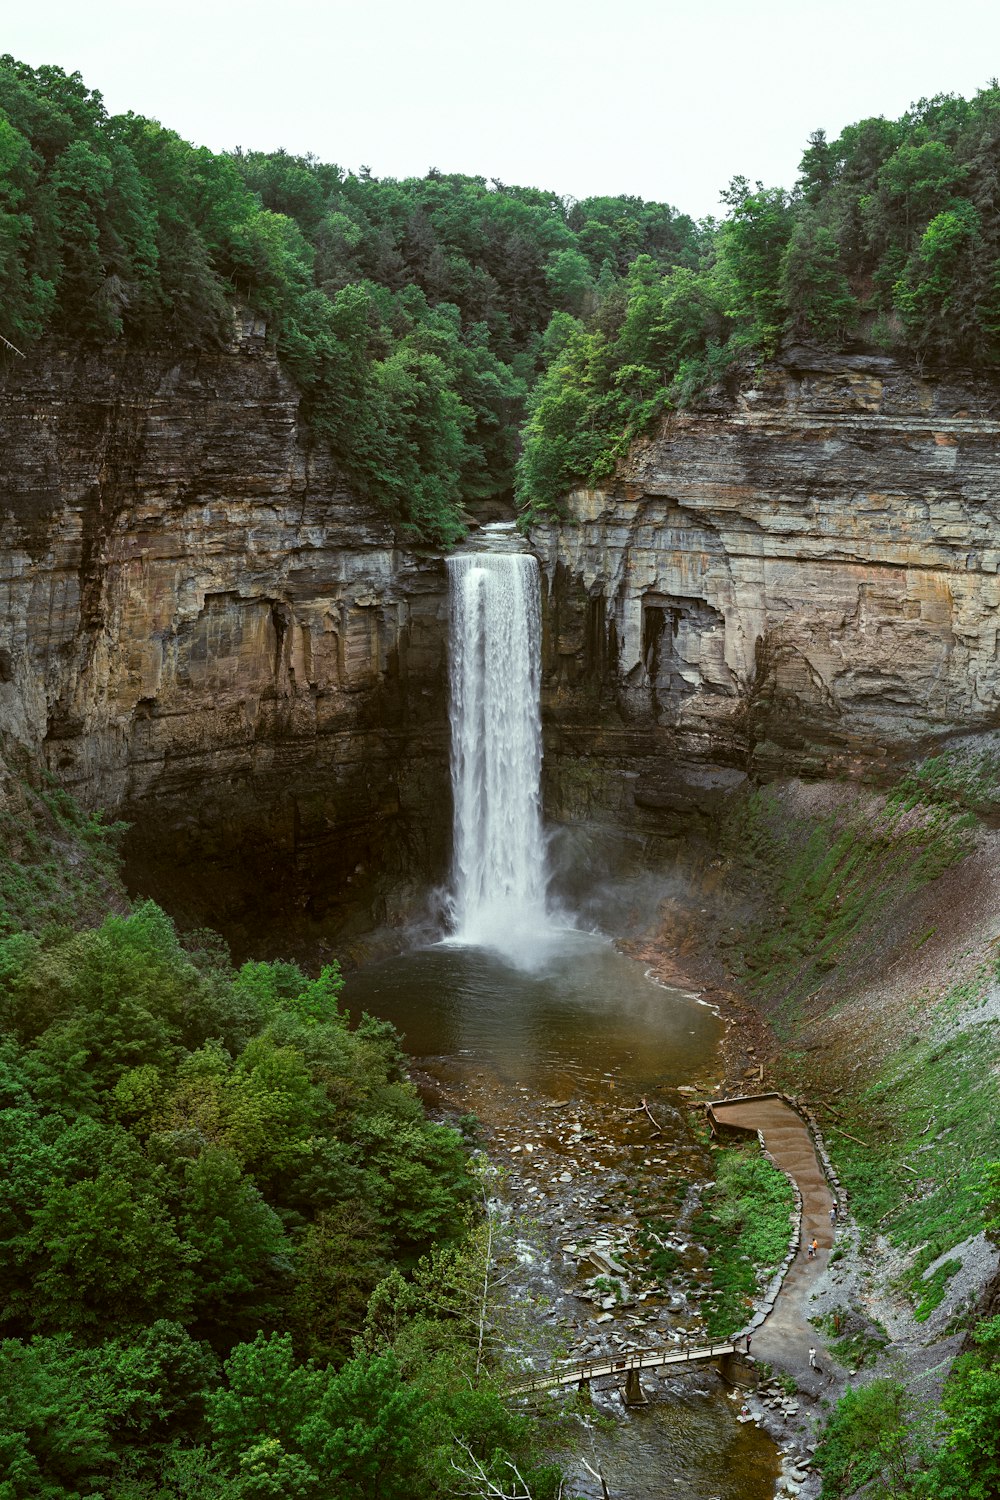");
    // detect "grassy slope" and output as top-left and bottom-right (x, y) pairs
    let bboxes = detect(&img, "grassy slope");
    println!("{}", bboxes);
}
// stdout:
(717, 743), (1000, 1316)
